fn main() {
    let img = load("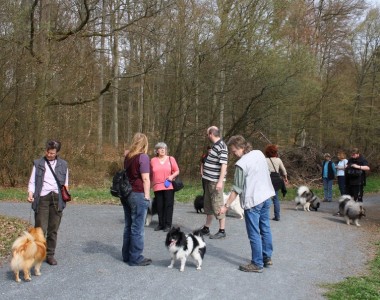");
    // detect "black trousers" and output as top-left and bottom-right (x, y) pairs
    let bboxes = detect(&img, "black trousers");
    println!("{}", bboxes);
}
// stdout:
(346, 184), (364, 202)
(154, 189), (175, 228)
